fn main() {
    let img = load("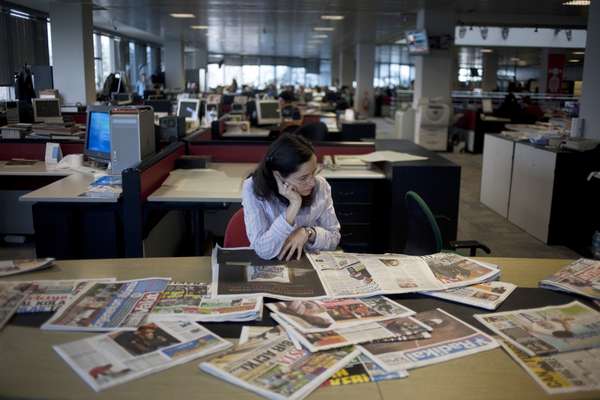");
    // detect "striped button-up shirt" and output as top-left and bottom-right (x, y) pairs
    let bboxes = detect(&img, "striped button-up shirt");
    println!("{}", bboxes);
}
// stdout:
(241, 175), (341, 259)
